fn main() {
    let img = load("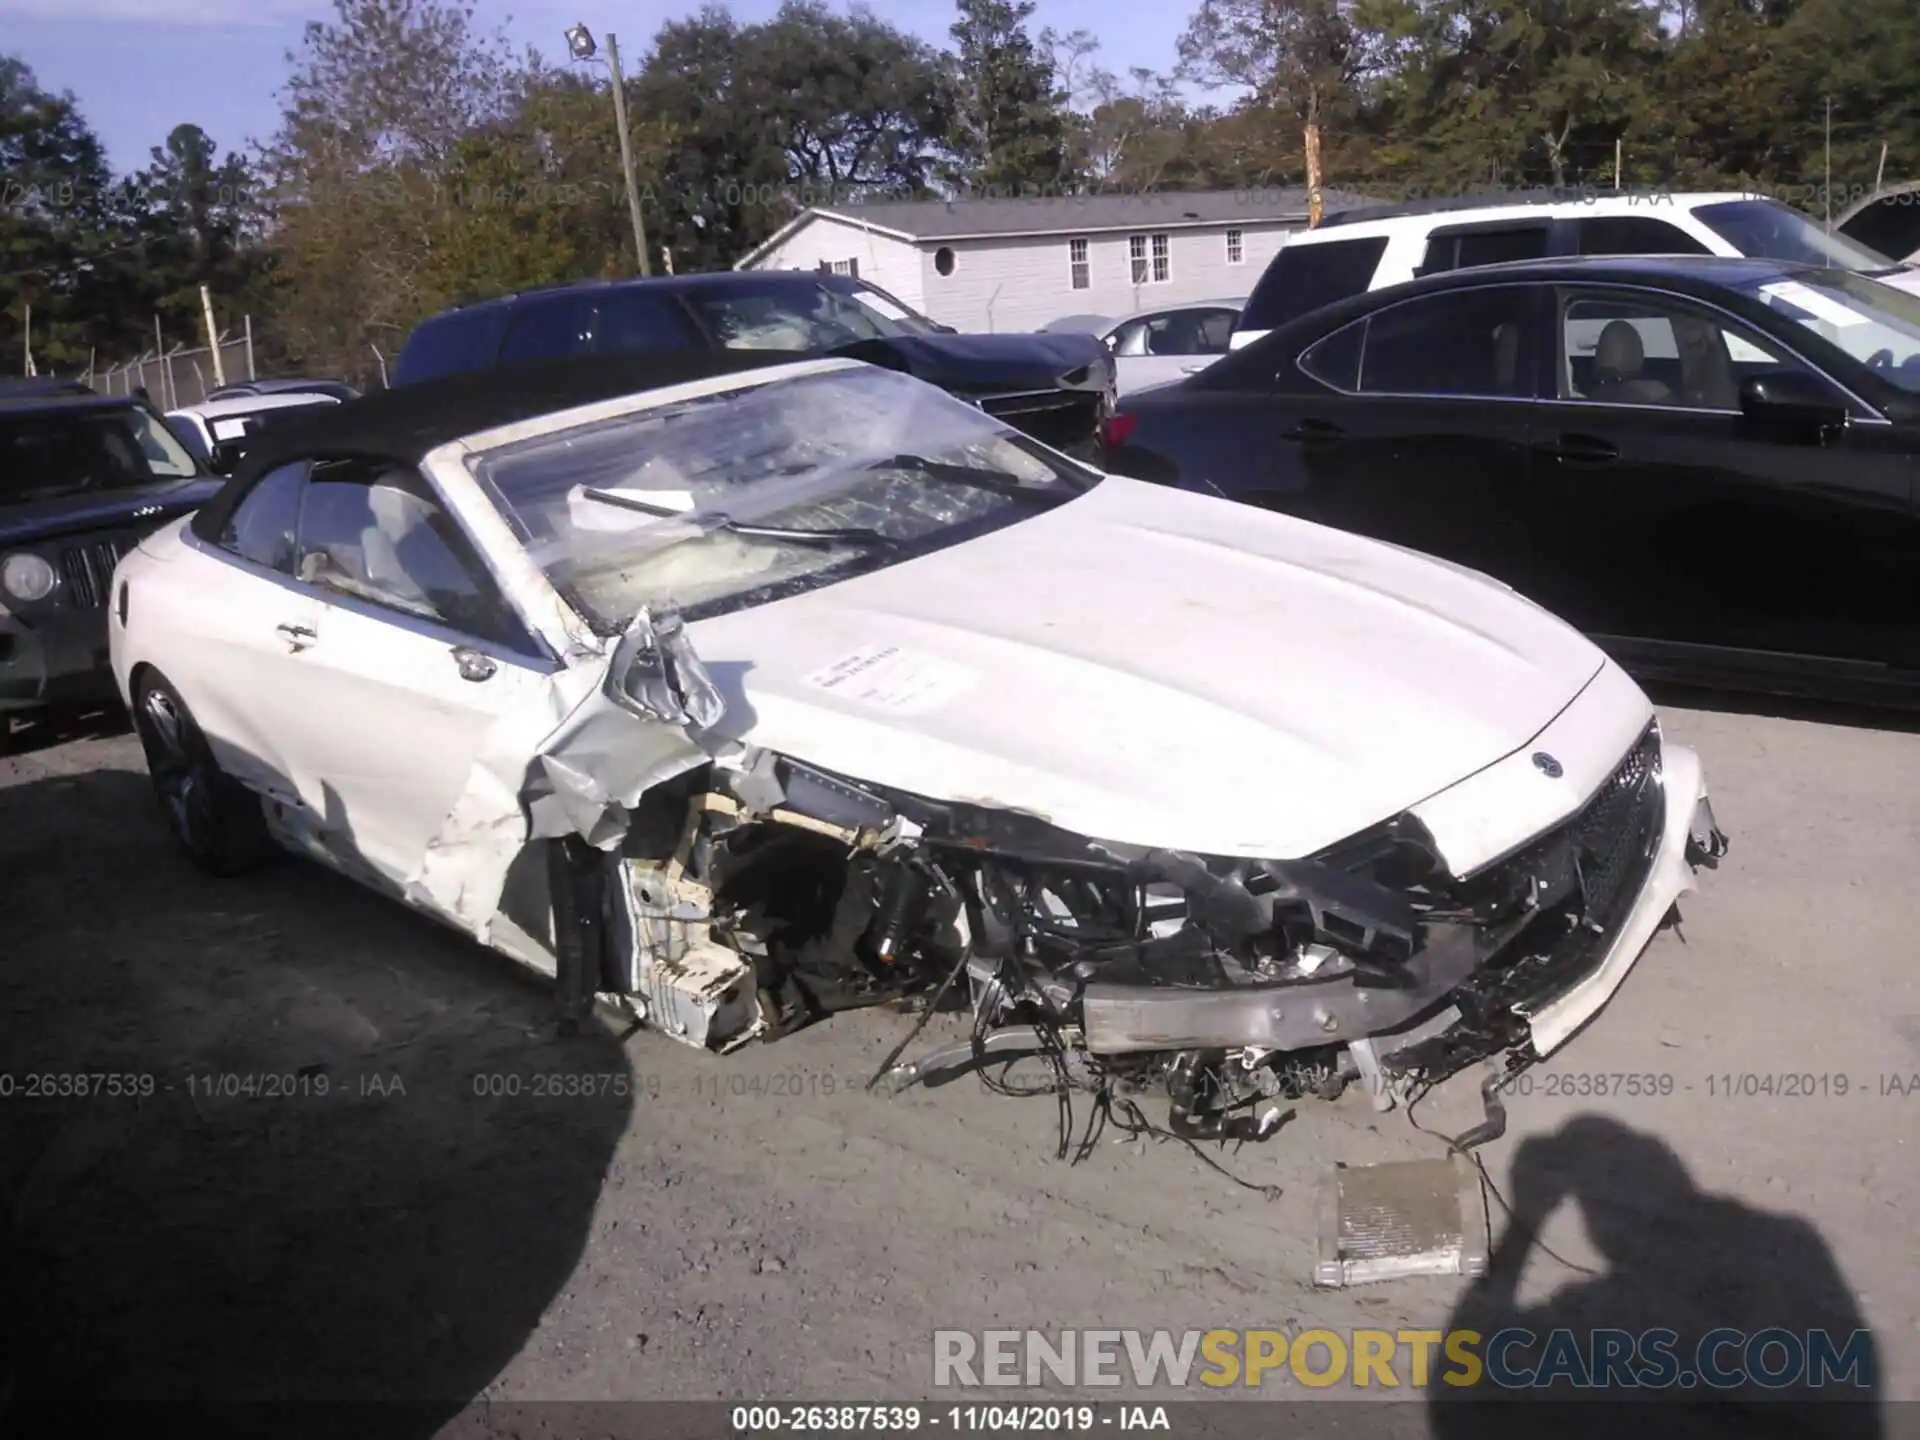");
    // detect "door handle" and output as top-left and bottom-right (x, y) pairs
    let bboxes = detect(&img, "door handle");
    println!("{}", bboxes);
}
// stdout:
(451, 645), (497, 682)
(1180, 363), (1208, 374)
(1539, 433), (1619, 467)
(1281, 418), (1345, 447)
(276, 622), (316, 649)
